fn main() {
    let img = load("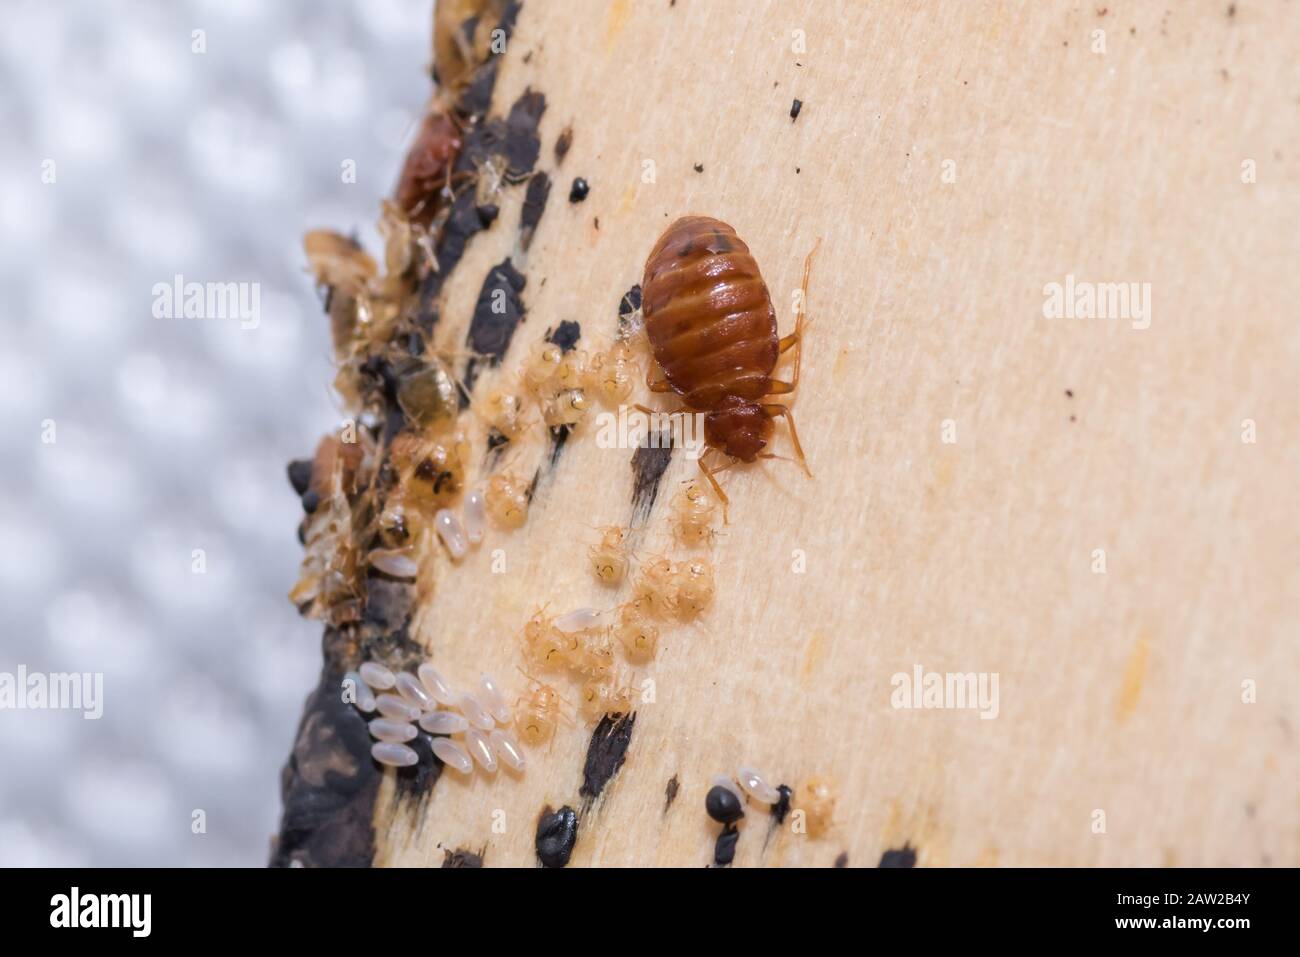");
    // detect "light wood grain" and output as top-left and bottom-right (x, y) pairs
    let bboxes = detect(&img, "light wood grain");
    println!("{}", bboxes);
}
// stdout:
(372, 0), (1299, 867)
